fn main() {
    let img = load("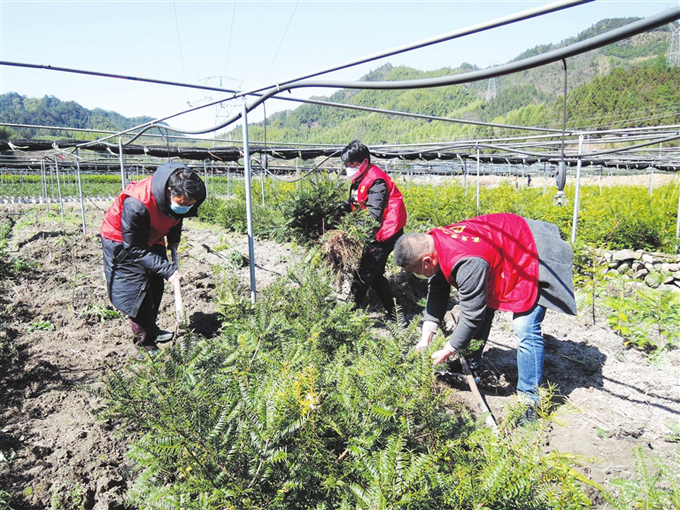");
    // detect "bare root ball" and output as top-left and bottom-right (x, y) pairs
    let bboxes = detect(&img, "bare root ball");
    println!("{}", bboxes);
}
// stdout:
(322, 229), (363, 283)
